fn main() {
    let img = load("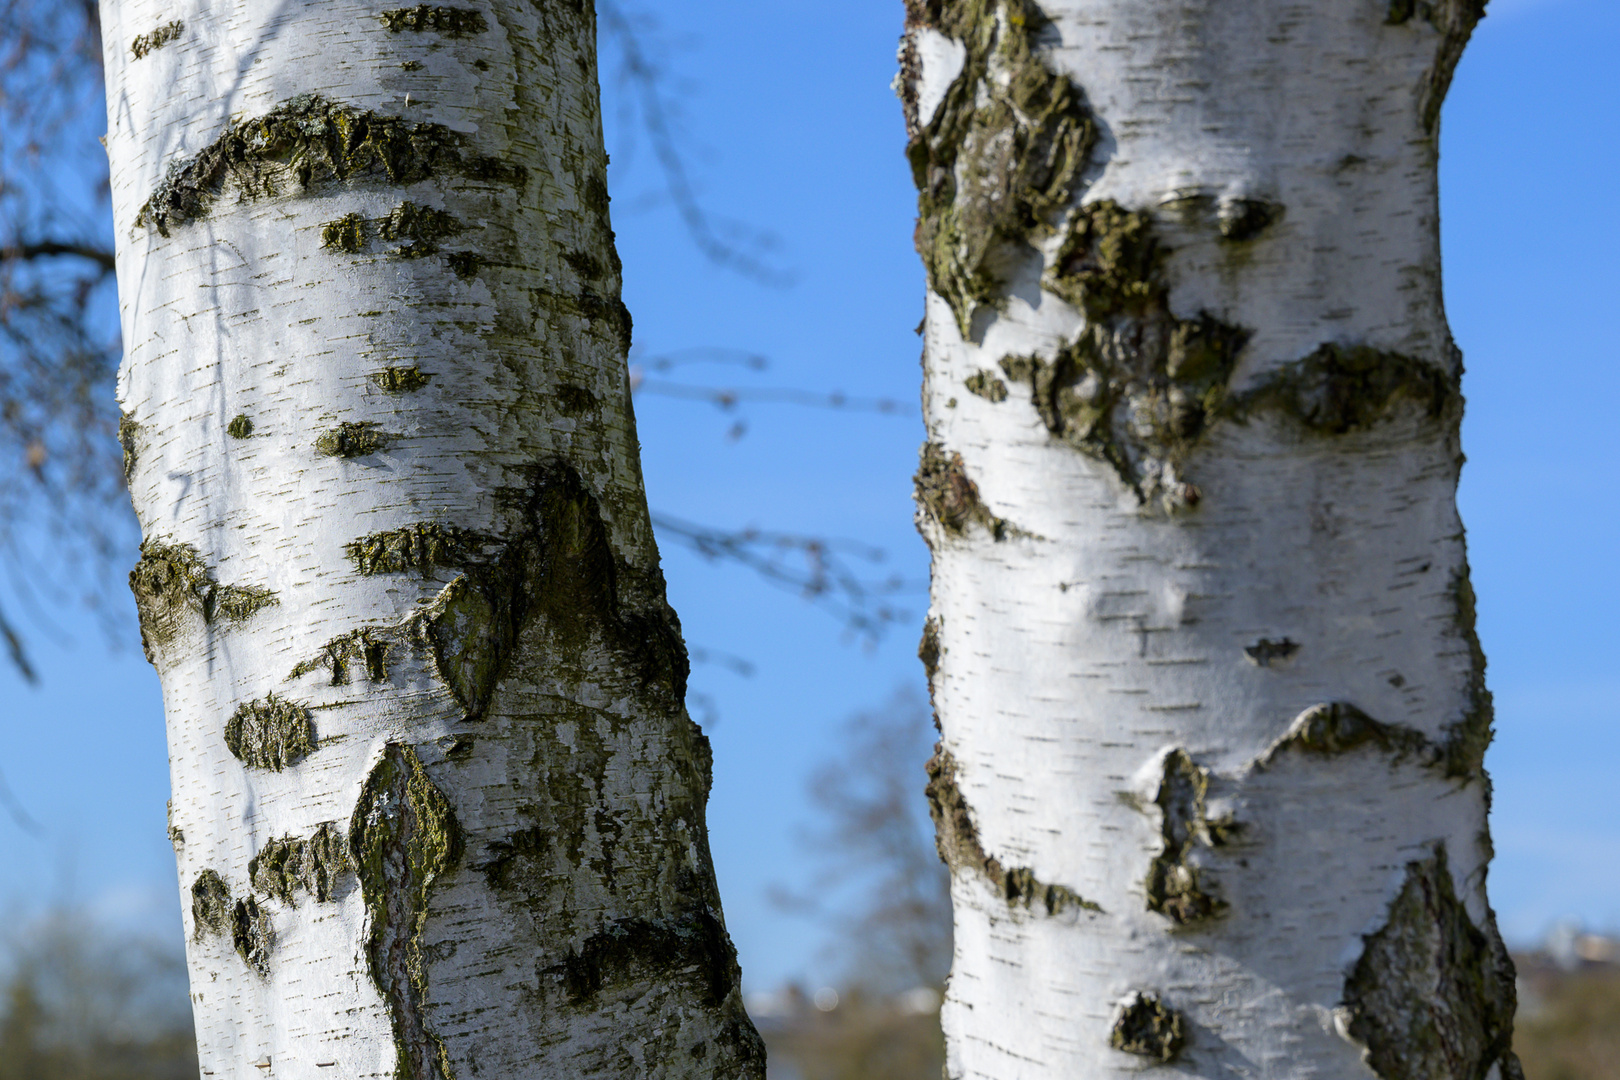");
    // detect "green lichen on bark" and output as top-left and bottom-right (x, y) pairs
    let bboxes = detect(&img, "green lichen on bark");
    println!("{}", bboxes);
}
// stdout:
(135, 94), (524, 237)
(1385, 0), (1489, 133)
(1343, 843), (1521, 1080)
(129, 539), (277, 660)
(1111, 991), (1187, 1062)
(322, 212), (367, 253)
(373, 366), (432, 393)
(225, 693), (316, 771)
(347, 523), (490, 576)
(904, 0), (1099, 336)
(964, 369), (1008, 402)
(226, 413), (254, 439)
(350, 743), (461, 1080)
(380, 6), (489, 35)
(118, 414), (140, 482)
(914, 442), (1014, 541)
(316, 421), (390, 458)
(190, 869), (232, 940)
(130, 20), (183, 60)
(250, 823), (351, 904)
(1144, 749), (1233, 927)
(1003, 200), (1250, 507)
(1229, 342), (1458, 435)
(926, 747), (1102, 915)
(291, 625), (394, 685)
